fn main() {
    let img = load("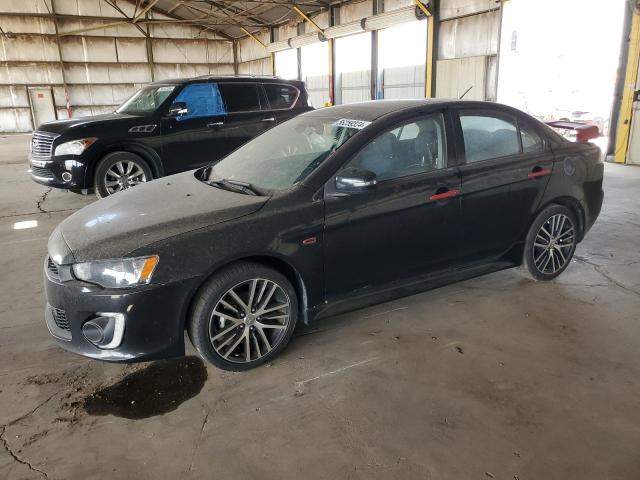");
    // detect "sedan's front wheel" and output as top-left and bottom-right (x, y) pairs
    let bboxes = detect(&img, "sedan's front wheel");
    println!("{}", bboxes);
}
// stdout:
(522, 204), (578, 281)
(188, 262), (298, 371)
